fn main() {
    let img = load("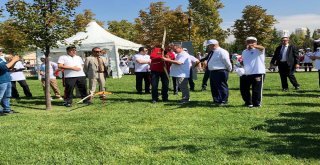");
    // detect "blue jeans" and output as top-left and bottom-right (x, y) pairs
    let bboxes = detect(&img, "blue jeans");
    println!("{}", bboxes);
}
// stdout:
(0, 82), (12, 112)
